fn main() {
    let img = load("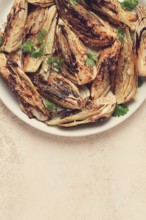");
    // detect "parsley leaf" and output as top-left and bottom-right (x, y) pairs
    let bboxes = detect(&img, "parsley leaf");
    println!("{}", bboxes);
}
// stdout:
(37, 28), (46, 43)
(31, 44), (45, 58)
(47, 57), (64, 71)
(138, 77), (143, 88)
(130, 32), (134, 41)
(69, 0), (79, 5)
(86, 51), (98, 68)
(45, 100), (57, 111)
(22, 29), (46, 58)
(112, 104), (129, 117)
(116, 28), (124, 43)
(119, 0), (138, 11)
(21, 40), (34, 53)
(0, 36), (3, 46)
